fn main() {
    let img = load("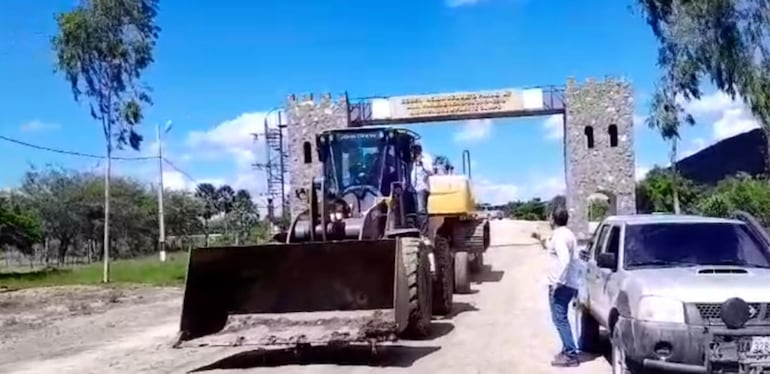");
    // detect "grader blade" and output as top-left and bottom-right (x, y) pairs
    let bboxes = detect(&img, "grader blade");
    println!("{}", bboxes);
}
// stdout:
(175, 239), (410, 348)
